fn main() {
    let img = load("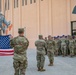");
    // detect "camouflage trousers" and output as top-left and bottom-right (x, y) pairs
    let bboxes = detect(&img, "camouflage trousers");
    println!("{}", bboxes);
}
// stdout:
(54, 48), (59, 56)
(74, 47), (76, 55)
(36, 53), (45, 68)
(13, 59), (27, 75)
(47, 49), (54, 63)
(58, 46), (62, 55)
(69, 46), (74, 56)
(61, 45), (66, 56)
(66, 45), (70, 55)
